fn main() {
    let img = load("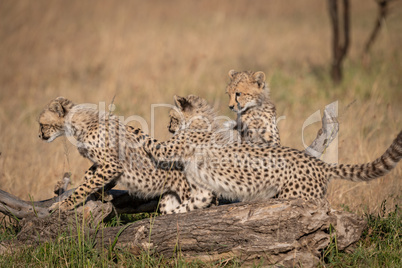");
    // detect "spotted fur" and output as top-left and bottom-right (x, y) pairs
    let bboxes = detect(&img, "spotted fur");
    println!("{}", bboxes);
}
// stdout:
(39, 97), (214, 214)
(144, 95), (402, 202)
(226, 70), (280, 147)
